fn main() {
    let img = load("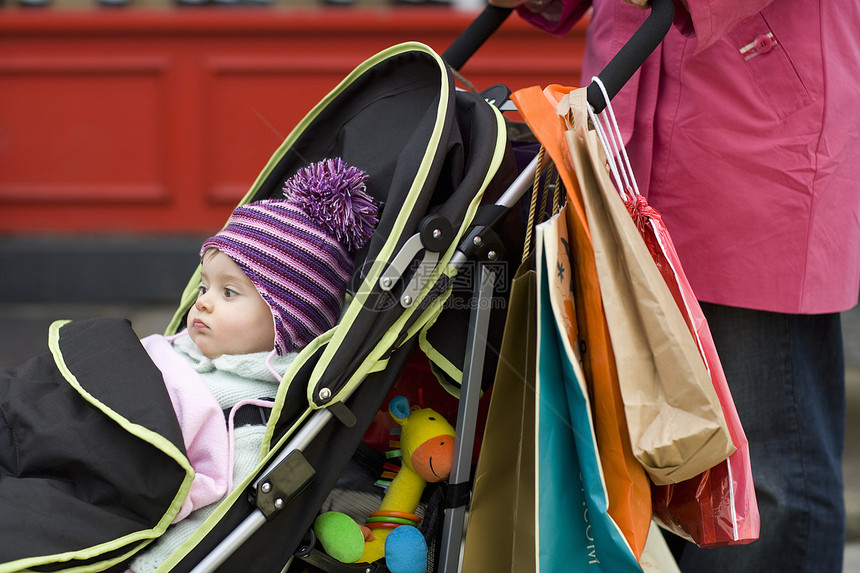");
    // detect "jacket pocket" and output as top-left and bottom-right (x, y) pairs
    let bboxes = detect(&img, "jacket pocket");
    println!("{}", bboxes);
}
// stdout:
(728, 13), (812, 119)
